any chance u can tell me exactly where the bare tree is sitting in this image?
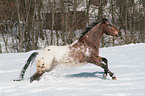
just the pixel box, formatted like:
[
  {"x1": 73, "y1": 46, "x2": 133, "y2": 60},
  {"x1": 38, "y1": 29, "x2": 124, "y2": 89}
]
[
  {"x1": 142, "y1": 0, "x2": 145, "y2": 42},
  {"x1": 0, "y1": 43, "x2": 2, "y2": 53},
  {"x1": 0, "y1": 0, "x2": 144, "y2": 53},
  {"x1": 16, "y1": 0, "x2": 23, "y2": 52}
]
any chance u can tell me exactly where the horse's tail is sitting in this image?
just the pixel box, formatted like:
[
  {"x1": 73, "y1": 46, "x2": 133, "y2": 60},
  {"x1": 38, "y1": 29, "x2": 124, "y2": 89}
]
[{"x1": 13, "y1": 52, "x2": 38, "y2": 81}]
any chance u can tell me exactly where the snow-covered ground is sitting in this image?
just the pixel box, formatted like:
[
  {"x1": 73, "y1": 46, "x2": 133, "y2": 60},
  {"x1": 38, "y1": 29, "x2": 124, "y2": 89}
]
[{"x1": 0, "y1": 43, "x2": 145, "y2": 96}]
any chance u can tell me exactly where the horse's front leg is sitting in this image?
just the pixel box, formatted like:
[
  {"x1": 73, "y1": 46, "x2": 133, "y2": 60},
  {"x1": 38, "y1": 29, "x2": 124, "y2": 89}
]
[
  {"x1": 97, "y1": 56, "x2": 108, "y2": 78},
  {"x1": 97, "y1": 56, "x2": 117, "y2": 80},
  {"x1": 99, "y1": 56, "x2": 117, "y2": 80},
  {"x1": 85, "y1": 56, "x2": 117, "y2": 80}
]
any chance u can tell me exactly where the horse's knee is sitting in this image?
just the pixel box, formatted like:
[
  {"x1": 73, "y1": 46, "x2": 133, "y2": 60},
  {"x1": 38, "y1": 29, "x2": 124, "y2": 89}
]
[
  {"x1": 97, "y1": 56, "x2": 108, "y2": 65},
  {"x1": 102, "y1": 57, "x2": 108, "y2": 65},
  {"x1": 97, "y1": 56, "x2": 109, "y2": 77}
]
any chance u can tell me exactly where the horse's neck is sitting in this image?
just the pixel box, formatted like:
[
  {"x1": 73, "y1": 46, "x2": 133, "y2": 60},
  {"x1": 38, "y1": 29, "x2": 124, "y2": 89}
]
[{"x1": 78, "y1": 25, "x2": 104, "y2": 56}]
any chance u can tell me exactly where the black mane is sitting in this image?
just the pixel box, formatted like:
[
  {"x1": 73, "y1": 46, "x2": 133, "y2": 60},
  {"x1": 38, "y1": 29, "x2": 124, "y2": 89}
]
[{"x1": 79, "y1": 18, "x2": 108, "y2": 39}]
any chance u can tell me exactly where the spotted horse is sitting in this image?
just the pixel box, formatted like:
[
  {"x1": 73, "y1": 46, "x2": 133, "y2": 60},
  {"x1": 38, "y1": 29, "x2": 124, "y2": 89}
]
[{"x1": 14, "y1": 18, "x2": 122, "y2": 83}]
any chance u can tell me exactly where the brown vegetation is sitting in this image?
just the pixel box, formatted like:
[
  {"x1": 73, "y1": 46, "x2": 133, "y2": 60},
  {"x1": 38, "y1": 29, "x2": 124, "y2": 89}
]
[{"x1": 0, "y1": 0, "x2": 144, "y2": 53}]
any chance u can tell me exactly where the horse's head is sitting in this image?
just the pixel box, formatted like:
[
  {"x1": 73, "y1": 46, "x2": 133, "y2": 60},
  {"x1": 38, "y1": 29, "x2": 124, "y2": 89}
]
[{"x1": 102, "y1": 18, "x2": 122, "y2": 37}]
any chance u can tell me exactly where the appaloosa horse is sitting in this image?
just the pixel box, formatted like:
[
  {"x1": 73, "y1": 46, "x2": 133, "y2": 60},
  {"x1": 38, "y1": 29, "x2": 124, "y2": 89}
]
[{"x1": 14, "y1": 18, "x2": 122, "y2": 83}]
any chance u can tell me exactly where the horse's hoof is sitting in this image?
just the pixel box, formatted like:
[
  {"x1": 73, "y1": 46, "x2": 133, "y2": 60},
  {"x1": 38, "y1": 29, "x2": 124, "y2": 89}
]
[
  {"x1": 103, "y1": 73, "x2": 107, "y2": 78},
  {"x1": 112, "y1": 77, "x2": 117, "y2": 80},
  {"x1": 13, "y1": 78, "x2": 23, "y2": 81},
  {"x1": 30, "y1": 77, "x2": 34, "y2": 83},
  {"x1": 13, "y1": 79, "x2": 21, "y2": 81}
]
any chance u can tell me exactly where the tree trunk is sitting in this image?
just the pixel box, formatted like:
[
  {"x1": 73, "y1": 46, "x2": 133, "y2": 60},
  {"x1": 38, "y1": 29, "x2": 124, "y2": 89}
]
[
  {"x1": 67, "y1": 0, "x2": 77, "y2": 44},
  {"x1": 17, "y1": 0, "x2": 23, "y2": 52},
  {"x1": 142, "y1": 0, "x2": 145, "y2": 42},
  {"x1": 111, "y1": 0, "x2": 115, "y2": 46},
  {"x1": 0, "y1": 43, "x2": 2, "y2": 53},
  {"x1": 59, "y1": 1, "x2": 66, "y2": 45},
  {"x1": 1, "y1": 28, "x2": 9, "y2": 53},
  {"x1": 98, "y1": 0, "x2": 104, "y2": 47},
  {"x1": 86, "y1": 0, "x2": 90, "y2": 24},
  {"x1": 131, "y1": 6, "x2": 135, "y2": 43},
  {"x1": 124, "y1": 0, "x2": 129, "y2": 44}
]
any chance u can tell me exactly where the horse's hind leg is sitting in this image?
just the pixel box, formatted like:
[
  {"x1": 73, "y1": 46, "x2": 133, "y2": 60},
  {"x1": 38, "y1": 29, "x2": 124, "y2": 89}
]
[
  {"x1": 30, "y1": 65, "x2": 57, "y2": 83},
  {"x1": 30, "y1": 58, "x2": 57, "y2": 83},
  {"x1": 30, "y1": 67, "x2": 55, "y2": 83},
  {"x1": 30, "y1": 70, "x2": 45, "y2": 83}
]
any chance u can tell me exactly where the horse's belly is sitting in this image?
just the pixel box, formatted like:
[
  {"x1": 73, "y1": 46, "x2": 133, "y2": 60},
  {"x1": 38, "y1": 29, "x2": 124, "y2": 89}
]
[{"x1": 62, "y1": 61, "x2": 86, "y2": 66}]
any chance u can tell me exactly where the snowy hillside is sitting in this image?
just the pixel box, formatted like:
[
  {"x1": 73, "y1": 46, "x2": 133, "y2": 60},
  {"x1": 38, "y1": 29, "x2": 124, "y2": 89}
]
[{"x1": 0, "y1": 43, "x2": 145, "y2": 96}]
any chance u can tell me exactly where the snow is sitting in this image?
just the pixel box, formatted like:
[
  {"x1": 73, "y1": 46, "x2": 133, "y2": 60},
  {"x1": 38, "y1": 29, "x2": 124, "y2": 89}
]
[{"x1": 0, "y1": 43, "x2": 145, "y2": 96}]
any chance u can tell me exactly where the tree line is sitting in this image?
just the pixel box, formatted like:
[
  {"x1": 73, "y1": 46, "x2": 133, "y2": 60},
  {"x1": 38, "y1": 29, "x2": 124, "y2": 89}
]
[{"x1": 0, "y1": 0, "x2": 145, "y2": 53}]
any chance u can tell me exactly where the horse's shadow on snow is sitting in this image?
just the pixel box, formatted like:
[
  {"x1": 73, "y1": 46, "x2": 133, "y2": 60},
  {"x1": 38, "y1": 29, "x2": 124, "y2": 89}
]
[{"x1": 65, "y1": 71, "x2": 109, "y2": 80}]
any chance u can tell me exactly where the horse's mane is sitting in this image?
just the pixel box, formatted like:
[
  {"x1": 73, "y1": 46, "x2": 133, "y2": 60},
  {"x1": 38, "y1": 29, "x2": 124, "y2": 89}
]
[{"x1": 79, "y1": 18, "x2": 108, "y2": 39}]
